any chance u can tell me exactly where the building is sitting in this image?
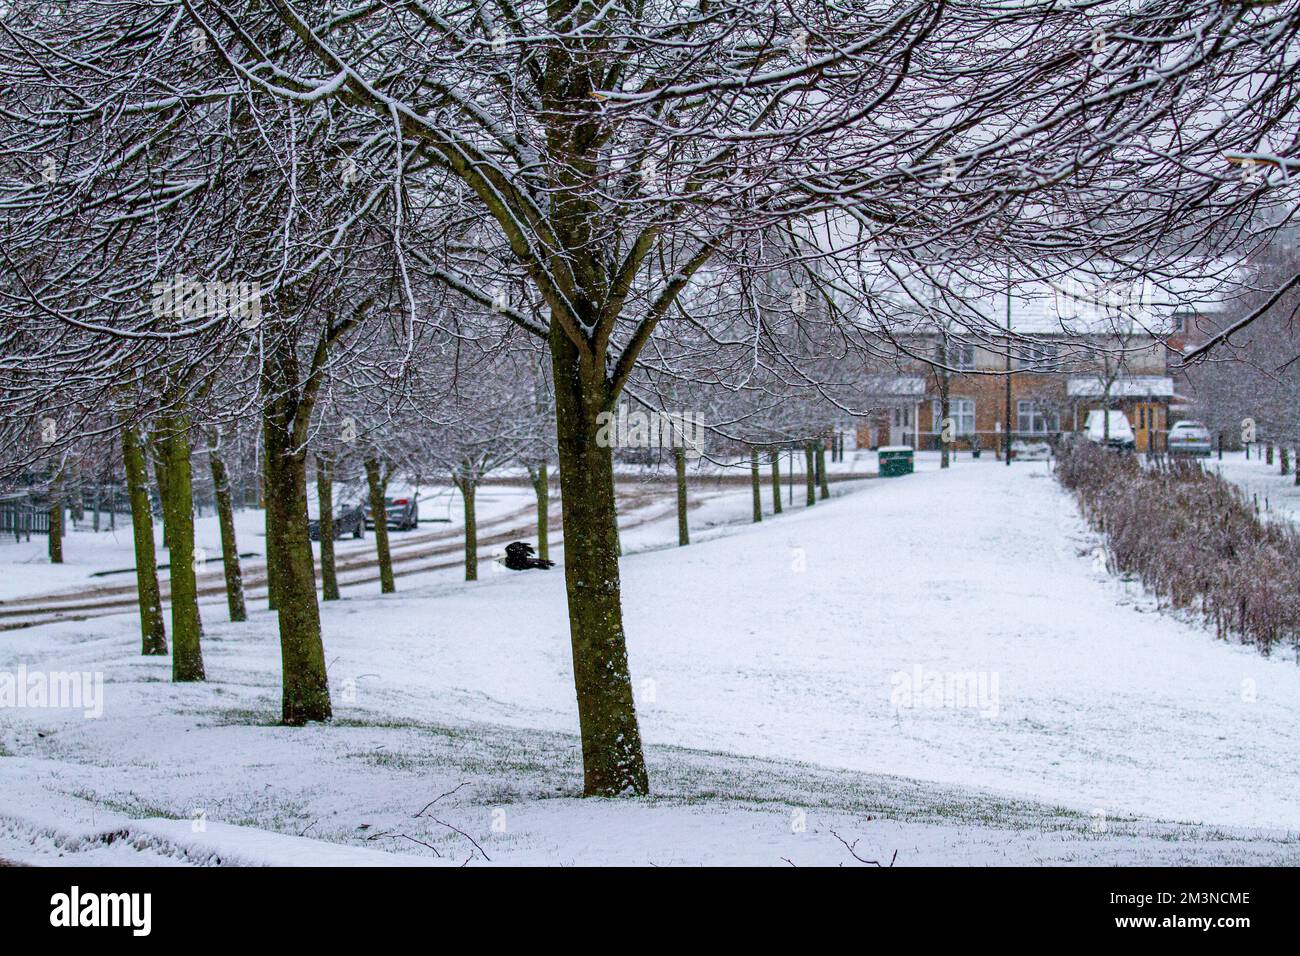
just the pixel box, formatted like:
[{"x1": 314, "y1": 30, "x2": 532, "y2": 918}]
[{"x1": 852, "y1": 278, "x2": 1219, "y2": 454}]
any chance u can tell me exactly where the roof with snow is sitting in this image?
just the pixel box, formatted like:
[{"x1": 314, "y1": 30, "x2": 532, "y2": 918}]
[
  {"x1": 859, "y1": 375, "x2": 926, "y2": 397},
  {"x1": 1066, "y1": 376, "x2": 1175, "y2": 398},
  {"x1": 859, "y1": 265, "x2": 1230, "y2": 339},
  {"x1": 960, "y1": 276, "x2": 1223, "y2": 337}
]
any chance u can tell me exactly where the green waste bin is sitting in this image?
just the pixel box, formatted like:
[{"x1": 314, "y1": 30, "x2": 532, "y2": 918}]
[{"x1": 878, "y1": 446, "x2": 914, "y2": 477}]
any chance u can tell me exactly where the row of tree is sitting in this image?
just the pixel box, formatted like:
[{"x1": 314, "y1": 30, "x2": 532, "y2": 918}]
[{"x1": 3, "y1": 1, "x2": 1299, "y2": 795}]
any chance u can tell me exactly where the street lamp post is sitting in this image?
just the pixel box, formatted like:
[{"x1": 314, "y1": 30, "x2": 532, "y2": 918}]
[{"x1": 1005, "y1": 263, "x2": 1013, "y2": 467}]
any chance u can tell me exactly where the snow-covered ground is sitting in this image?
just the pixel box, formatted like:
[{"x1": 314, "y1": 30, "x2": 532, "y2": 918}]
[
  {"x1": 1, "y1": 454, "x2": 1297, "y2": 865},
  {"x1": 1207, "y1": 449, "x2": 1300, "y2": 528}
]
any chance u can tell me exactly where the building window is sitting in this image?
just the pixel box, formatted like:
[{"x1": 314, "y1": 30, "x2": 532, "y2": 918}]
[
  {"x1": 933, "y1": 398, "x2": 976, "y2": 435},
  {"x1": 936, "y1": 342, "x2": 976, "y2": 371},
  {"x1": 1017, "y1": 341, "x2": 1060, "y2": 369},
  {"x1": 1017, "y1": 400, "x2": 1059, "y2": 434}
]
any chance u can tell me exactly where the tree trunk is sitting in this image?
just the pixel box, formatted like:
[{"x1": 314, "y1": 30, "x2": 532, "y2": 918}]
[
  {"x1": 158, "y1": 411, "x2": 205, "y2": 682},
  {"x1": 674, "y1": 446, "x2": 689, "y2": 546},
  {"x1": 122, "y1": 425, "x2": 168, "y2": 655},
  {"x1": 262, "y1": 494, "x2": 275, "y2": 613},
  {"x1": 316, "y1": 454, "x2": 340, "y2": 601},
  {"x1": 264, "y1": 414, "x2": 331, "y2": 723},
  {"x1": 47, "y1": 474, "x2": 63, "y2": 564},
  {"x1": 264, "y1": 501, "x2": 279, "y2": 609},
  {"x1": 262, "y1": 424, "x2": 279, "y2": 611},
  {"x1": 460, "y1": 477, "x2": 478, "y2": 581},
  {"x1": 804, "y1": 442, "x2": 816, "y2": 506},
  {"x1": 151, "y1": 439, "x2": 170, "y2": 551},
  {"x1": 257, "y1": 438, "x2": 266, "y2": 509},
  {"x1": 817, "y1": 440, "x2": 830, "y2": 500},
  {"x1": 68, "y1": 474, "x2": 84, "y2": 525},
  {"x1": 940, "y1": 384, "x2": 951, "y2": 469},
  {"x1": 770, "y1": 450, "x2": 783, "y2": 515},
  {"x1": 750, "y1": 447, "x2": 762, "y2": 523},
  {"x1": 209, "y1": 441, "x2": 247, "y2": 622},
  {"x1": 789, "y1": 449, "x2": 797, "y2": 505},
  {"x1": 550, "y1": 331, "x2": 648, "y2": 796},
  {"x1": 532, "y1": 461, "x2": 550, "y2": 561},
  {"x1": 364, "y1": 457, "x2": 395, "y2": 593}
]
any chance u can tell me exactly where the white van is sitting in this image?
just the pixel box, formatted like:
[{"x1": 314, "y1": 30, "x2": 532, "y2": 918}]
[{"x1": 1084, "y1": 410, "x2": 1136, "y2": 450}]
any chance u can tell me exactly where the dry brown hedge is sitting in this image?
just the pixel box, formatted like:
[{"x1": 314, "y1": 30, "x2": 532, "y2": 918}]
[{"x1": 1055, "y1": 440, "x2": 1300, "y2": 656}]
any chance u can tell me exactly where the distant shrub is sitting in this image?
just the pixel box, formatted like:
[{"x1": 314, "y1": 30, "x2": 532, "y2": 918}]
[{"x1": 1056, "y1": 440, "x2": 1300, "y2": 656}]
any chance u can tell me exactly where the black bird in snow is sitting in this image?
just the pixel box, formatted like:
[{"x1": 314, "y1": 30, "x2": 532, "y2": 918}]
[{"x1": 503, "y1": 541, "x2": 554, "y2": 571}]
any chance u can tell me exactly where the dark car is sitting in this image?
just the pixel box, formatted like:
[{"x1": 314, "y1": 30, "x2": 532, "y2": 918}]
[
  {"x1": 365, "y1": 496, "x2": 419, "y2": 532},
  {"x1": 309, "y1": 504, "x2": 366, "y2": 541}
]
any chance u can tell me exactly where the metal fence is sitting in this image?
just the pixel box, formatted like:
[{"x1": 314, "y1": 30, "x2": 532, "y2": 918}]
[
  {"x1": 913, "y1": 431, "x2": 1065, "y2": 453},
  {"x1": 0, "y1": 496, "x2": 49, "y2": 540}
]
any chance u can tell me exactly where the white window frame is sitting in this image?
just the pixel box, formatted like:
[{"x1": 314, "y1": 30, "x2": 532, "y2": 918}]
[
  {"x1": 936, "y1": 342, "x2": 976, "y2": 371},
  {"x1": 1017, "y1": 341, "x2": 1060, "y2": 370},
  {"x1": 933, "y1": 398, "x2": 975, "y2": 435},
  {"x1": 1017, "y1": 400, "x2": 1059, "y2": 435}
]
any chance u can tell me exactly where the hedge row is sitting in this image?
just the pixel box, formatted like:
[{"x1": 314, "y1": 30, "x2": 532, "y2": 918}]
[{"x1": 1055, "y1": 440, "x2": 1300, "y2": 656}]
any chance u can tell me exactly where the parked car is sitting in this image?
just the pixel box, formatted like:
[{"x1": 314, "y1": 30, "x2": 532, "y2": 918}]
[
  {"x1": 1084, "y1": 410, "x2": 1136, "y2": 450},
  {"x1": 1167, "y1": 419, "x2": 1213, "y2": 457},
  {"x1": 1011, "y1": 439, "x2": 1052, "y2": 461},
  {"x1": 366, "y1": 496, "x2": 419, "y2": 531},
  {"x1": 309, "y1": 503, "x2": 366, "y2": 541}
]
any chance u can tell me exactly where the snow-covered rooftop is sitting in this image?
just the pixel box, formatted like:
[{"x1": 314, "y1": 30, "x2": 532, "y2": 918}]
[
  {"x1": 960, "y1": 276, "x2": 1222, "y2": 337},
  {"x1": 860, "y1": 266, "x2": 1230, "y2": 339},
  {"x1": 1066, "y1": 375, "x2": 1175, "y2": 398},
  {"x1": 859, "y1": 375, "x2": 926, "y2": 397}
]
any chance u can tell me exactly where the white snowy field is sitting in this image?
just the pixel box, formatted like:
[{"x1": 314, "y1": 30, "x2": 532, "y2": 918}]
[
  {"x1": 1, "y1": 454, "x2": 1298, "y2": 866},
  {"x1": 1207, "y1": 449, "x2": 1300, "y2": 528}
]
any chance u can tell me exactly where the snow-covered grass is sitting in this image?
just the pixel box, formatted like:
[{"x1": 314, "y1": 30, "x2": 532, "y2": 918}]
[
  {"x1": 2, "y1": 455, "x2": 1298, "y2": 865},
  {"x1": 1207, "y1": 449, "x2": 1300, "y2": 527}
]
